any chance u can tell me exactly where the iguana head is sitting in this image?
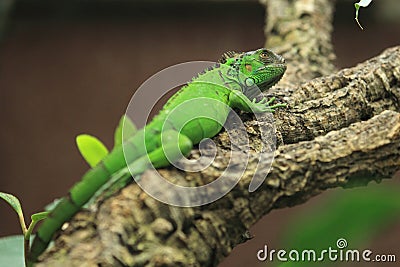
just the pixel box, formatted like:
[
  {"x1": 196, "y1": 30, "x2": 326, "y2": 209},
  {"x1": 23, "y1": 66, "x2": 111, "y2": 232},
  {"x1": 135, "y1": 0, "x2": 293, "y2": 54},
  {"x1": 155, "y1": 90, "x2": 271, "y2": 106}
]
[{"x1": 220, "y1": 48, "x2": 286, "y2": 98}]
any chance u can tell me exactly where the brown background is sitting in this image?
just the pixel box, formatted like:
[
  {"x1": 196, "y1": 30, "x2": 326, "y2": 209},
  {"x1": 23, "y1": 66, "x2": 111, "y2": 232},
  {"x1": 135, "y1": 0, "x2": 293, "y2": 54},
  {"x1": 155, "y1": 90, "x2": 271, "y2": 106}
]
[{"x1": 0, "y1": 1, "x2": 399, "y2": 266}]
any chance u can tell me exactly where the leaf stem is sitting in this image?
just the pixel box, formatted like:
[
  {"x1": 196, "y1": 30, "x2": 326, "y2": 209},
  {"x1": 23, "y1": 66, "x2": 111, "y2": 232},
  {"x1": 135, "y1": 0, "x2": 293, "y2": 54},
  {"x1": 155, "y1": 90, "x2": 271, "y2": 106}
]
[
  {"x1": 24, "y1": 238, "x2": 30, "y2": 267},
  {"x1": 18, "y1": 213, "x2": 28, "y2": 235},
  {"x1": 355, "y1": 18, "x2": 364, "y2": 30}
]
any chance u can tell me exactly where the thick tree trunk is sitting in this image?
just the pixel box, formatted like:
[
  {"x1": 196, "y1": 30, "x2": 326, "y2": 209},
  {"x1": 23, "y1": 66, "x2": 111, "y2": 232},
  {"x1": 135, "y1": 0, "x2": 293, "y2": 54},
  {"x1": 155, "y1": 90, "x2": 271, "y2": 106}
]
[{"x1": 37, "y1": 0, "x2": 400, "y2": 266}]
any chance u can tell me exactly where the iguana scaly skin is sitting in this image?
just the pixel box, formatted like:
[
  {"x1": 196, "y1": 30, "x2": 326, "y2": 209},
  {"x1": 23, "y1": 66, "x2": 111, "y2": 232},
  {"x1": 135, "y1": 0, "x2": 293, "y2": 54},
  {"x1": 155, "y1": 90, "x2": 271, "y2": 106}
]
[{"x1": 28, "y1": 48, "x2": 286, "y2": 265}]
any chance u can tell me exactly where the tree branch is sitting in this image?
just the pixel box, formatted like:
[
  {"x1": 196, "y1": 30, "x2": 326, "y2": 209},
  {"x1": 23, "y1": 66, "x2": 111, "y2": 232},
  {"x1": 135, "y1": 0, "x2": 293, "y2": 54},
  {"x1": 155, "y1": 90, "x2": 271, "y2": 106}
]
[
  {"x1": 37, "y1": 0, "x2": 400, "y2": 266},
  {"x1": 261, "y1": 0, "x2": 337, "y2": 83}
]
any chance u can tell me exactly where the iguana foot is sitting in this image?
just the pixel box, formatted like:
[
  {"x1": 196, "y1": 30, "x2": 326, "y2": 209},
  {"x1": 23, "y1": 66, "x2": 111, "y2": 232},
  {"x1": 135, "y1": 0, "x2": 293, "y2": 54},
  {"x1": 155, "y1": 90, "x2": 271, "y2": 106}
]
[{"x1": 250, "y1": 97, "x2": 287, "y2": 113}]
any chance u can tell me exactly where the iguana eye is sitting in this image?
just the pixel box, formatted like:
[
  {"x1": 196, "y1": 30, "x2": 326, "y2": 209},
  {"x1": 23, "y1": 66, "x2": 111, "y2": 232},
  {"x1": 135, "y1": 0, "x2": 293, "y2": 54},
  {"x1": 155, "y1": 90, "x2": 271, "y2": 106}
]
[{"x1": 260, "y1": 51, "x2": 269, "y2": 60}]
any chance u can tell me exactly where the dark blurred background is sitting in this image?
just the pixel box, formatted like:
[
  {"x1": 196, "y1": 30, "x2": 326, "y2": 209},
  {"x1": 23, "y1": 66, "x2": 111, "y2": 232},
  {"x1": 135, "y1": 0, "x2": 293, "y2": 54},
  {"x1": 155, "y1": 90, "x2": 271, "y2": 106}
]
[{"x1": 0, "y1": 0, "x2": 399, "y2": 266}]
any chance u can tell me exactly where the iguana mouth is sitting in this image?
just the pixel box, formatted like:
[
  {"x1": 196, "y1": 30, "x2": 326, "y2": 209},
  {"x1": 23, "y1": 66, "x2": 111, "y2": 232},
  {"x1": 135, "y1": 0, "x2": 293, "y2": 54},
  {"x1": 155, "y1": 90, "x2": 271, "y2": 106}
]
[{"x1": 256, "y1": 63, "x2": 286, "y2": 72}]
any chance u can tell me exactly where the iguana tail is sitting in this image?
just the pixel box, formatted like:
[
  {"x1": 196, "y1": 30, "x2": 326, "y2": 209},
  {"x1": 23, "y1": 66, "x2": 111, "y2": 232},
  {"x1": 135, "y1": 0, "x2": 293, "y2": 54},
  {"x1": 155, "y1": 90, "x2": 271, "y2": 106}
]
[{"x1": 28, "y1": 145, "x2": 127, "y2": 265}]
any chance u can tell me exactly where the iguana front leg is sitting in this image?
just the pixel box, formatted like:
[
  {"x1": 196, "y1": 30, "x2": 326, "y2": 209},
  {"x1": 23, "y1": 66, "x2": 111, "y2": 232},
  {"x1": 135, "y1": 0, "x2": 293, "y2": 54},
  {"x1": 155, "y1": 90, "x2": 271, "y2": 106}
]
[{"x1": 228, "y1": 90, "x2": 286, "y2": 113}]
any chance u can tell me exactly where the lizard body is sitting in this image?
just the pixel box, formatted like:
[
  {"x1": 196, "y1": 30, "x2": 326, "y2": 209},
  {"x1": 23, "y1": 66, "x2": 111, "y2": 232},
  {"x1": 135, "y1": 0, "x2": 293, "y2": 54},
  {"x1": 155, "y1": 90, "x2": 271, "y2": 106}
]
[{"x1": 28, "y1": 48, "x2": 286, "y2": 265}]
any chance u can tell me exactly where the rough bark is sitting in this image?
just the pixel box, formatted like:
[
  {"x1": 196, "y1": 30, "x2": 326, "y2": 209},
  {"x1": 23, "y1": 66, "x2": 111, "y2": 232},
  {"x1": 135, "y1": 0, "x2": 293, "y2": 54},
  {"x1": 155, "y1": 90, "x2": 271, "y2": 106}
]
[{"x1": 37, "y1": 0, "x2": 400, "y2": 266}]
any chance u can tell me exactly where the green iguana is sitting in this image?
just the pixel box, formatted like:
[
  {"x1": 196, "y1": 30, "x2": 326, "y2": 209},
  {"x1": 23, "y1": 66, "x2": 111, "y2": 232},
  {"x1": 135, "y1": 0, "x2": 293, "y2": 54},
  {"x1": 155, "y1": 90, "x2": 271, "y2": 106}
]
[{"x1": 28, "y1": 48, "x2": 286, "y2": 265}]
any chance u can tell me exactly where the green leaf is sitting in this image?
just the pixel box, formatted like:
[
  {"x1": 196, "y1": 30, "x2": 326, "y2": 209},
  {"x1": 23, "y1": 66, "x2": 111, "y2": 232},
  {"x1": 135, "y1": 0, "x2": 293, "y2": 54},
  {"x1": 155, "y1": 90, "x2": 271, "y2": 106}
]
[
  {"x1": 355, "y1": 0, "x2": 373, "y2": 30},
  {"x1": 0, "y1": 235, "x2": 25, "y2": 267},
  {"x1": 0, "y1": 192, "x2": 23, "y2": 219},
  {"x1": 0, "y1": 192, "x2": 28, "y2": 235},
  {"x1": 76, "y1": 134, "x2": 109, "y2": 167},
  {"x1": 114, "y1": 115, "x2": 137, "y2": 147},
  {"x1": 26, "y1": 212, "x2": 50, "y2": 239},
  {"x1": 276, "y1": 184, "x2": 400, "y2": 267},
  {"x1": 31, "y1": 211, "x2": 49, "y2": 222}
]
